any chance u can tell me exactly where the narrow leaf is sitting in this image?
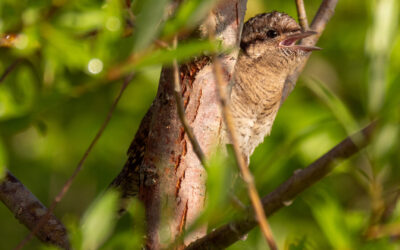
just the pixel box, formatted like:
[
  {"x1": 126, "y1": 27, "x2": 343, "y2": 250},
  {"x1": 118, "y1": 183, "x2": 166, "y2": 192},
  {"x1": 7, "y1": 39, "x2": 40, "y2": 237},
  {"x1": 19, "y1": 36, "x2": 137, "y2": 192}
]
[
  {"x1": 81, "y1": 190, "x2": 118, "y2": 250},
  {"x1": 133, "y1": 0, "x2": 170, "y2": 51}
]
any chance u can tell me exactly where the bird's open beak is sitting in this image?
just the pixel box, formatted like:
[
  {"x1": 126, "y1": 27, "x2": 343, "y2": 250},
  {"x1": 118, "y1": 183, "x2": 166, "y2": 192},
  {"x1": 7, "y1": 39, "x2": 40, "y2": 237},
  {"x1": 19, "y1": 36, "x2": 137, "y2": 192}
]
[{"x1": 279, "y1": 31, "x2": 321, "y2": 51}]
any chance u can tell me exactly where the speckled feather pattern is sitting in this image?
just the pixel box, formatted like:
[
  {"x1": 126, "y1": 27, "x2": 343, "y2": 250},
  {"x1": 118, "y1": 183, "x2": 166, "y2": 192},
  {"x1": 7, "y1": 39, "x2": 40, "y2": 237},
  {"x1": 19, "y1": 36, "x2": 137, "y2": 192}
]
[{"x1": 230, "y1": 11, "x2": 306, "y2": 160}]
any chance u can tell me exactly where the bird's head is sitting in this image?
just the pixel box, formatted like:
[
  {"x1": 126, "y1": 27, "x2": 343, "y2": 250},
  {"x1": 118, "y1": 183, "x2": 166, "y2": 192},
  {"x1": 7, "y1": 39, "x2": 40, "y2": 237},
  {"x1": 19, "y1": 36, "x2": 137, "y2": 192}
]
[{"x1": 240, "y1": 11, "x2": 320, "y2": 59}]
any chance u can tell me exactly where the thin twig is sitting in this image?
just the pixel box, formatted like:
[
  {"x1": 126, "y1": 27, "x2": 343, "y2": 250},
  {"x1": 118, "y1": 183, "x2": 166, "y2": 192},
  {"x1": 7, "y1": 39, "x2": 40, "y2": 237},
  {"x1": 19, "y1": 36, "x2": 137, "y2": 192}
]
[
  {"x1": 213, "y1": 58, "x2": 277, "y2": 250},
  {"x1": 172, "y1": 36, "x2": 207, "y2": 166},
  {"x1": 0, "y1": 59, "x2": 22, "y2": 84},
  {"x1": 15, "y1": 73, "x2": 135, "y2": 250},
  {"x1": 186, "y1": 121, "x2": 377, "y2": 249},
  {"x1": 0, "y1": 170, "x2": 69, "y2": 249},
  {"x1": 295, "y1": 0, "x2": 309, "y2": 30},
  {"x1": 155, "y1": 39, "x2": 169, "y2": 49},
  {"x1": 282, "y1": 0, "x2": 338, "y2": 103}
]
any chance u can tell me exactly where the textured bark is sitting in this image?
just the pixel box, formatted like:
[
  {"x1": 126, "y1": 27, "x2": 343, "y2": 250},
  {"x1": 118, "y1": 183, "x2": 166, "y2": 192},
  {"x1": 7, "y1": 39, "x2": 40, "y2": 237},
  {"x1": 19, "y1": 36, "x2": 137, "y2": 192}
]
[
  {"x1": 0, "y1": 170, "x2": 69, "y2": 249},
  {"x1": 139, "y1": 1, "x2": 247, "y2": 248}
]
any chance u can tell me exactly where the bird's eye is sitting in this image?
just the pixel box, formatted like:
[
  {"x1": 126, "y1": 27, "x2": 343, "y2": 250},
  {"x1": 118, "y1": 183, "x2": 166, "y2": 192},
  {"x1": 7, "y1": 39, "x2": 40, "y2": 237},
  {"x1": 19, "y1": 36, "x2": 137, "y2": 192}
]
[{"x1": 266, "y1": 30, "x2": 278, "y2": 38}]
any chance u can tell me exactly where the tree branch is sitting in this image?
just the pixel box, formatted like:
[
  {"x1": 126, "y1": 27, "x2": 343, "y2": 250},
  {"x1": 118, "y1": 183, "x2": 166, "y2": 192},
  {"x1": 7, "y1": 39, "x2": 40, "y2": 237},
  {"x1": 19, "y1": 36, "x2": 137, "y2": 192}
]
[
  {"x1": 136, "y1": 1, "x2": 248, "y2": 247},
  {"x1": 295, "y1": 0, "x2": 309, "y2": 30},
  {"x1": 0, "y1": 170, "x2": 69, "y2": 249},
  {"x1": 172, "y1": 37, "x2": 206, "y2": 166},
  {"x1": 186, "y1": 121, "x2": 377, "y2": 250},
  {"x1": 282, "y1": 0, "x2": 338, "y2": 102}
]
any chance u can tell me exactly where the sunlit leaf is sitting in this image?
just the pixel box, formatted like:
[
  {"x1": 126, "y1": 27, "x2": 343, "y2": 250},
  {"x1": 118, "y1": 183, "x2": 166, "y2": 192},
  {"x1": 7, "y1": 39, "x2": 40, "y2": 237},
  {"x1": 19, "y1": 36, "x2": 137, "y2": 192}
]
[
  {"x1": 306, "y1": 78, "x2": 359, "y2": 134},
  {"x1": 297, "y1": 130, "x2": 337, "y2": 164},
  {"x1": 57, "y1": 10, "x2": 104, "y2": 31},
  {"x1": 162, "y1": 0, "x2": 215, "y2": 37},
  {"x1": 102, "y1": 0, "x2": 123, "y2": 36},
  {"x1": 115, "y1": 39, "x2": 219, "y2": 76},
  {"x1": 64, "y1": 214, "x2": 83, "y2": 250},
  {"x1": 41, "y1": 23, "x2": 91, "y2": 69},
  {"x1": 103, "y1": 198, "x2": 145, "y2": 249},
  {"x1": 372, "y1": 123, "x2": 399, "y2": 158},
  {"x1": 205, "y1": 148, "x2": 234, "y2": 217},
  {"x1": 135, "y1": 40, "x2": 218, "y2": 68},
  {"x1": 81, "y1": 190, "x2": 118, "y2": 250},
  {"x1": 306, "y1": 190, "x2": 353, "y2": 249},
  {"x1": 365, "y1": 0, "x2": 398, "y2": 114},
  {"x1": 132, "y1": 0, "x2": 170, "y2": 52}
]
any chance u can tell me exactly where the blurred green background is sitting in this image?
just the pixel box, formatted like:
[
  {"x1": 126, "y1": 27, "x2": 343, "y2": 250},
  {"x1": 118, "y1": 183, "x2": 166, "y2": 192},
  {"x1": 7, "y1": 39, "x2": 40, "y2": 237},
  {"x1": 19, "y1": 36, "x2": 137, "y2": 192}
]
[{"x1": 0, "y1": 0, "x2": 399, "y2": 249}]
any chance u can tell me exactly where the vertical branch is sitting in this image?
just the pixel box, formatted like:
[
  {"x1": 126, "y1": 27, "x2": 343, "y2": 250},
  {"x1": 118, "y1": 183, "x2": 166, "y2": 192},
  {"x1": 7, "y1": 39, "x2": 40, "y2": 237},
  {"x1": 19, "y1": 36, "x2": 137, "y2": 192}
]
[
  {"x1": 282, "y1": 0, "x2": 338, "y2": 102},
  {"x1": 213, "y1": 58, "x2": 277, "y2": 250},
  {"x1": 139, "y1": 1, "x2": 248, "y2": 248},
  {"x1": 295, "y1": 0, "x2": 309, "y2": 30},
  {"x1": 15, "y1": 73, "x2": 135, "y2": 249},
  {"x1": 172, "y1": 37, "x2": 206, "y2": 166}
]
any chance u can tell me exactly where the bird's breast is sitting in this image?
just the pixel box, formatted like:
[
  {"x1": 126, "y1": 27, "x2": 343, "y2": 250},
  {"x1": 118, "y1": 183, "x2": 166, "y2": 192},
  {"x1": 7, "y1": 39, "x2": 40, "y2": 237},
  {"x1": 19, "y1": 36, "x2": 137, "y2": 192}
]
[{"x1": 228, "y1": 53, "x2": 289, "y2": 158}]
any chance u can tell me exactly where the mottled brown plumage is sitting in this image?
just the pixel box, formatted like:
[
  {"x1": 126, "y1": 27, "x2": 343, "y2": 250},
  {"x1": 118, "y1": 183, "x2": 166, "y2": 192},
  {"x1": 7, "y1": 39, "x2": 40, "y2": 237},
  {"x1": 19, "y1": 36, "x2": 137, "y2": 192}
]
[{"x1": 230, "y1": 11, "x2": 319, "y2": 160}]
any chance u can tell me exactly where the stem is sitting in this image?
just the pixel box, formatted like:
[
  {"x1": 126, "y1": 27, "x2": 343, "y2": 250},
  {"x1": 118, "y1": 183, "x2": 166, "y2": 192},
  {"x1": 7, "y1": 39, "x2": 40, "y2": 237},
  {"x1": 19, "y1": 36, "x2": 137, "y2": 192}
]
[
  {"x1": 295, "y1": 0, "x2": 309, "y2": 30},
  {"x1": 172, "y1": 37, "x2": 207, "y2": 166}
]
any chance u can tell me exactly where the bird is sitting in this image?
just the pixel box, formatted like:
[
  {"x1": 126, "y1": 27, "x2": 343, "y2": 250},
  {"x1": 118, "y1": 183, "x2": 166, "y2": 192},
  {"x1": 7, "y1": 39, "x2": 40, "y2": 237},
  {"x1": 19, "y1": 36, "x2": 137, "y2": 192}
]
[
  {"x1": 228, "y1": 11, "x2": 320, "y2": 161},
  {"x1": 109, "y1": 11, "x2": 320, "y2": 213}
]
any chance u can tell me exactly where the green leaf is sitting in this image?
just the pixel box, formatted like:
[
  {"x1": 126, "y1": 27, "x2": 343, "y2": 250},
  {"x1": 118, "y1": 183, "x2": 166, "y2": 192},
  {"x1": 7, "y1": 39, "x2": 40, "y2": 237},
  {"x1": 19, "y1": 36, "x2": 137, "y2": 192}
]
[
  {"x1": 42, "y1": 23, "x2": 91, "y2": 69},
  {"x1": 0, "y1": 139, "x2": 6, "y2": 180},
  {"x1": 162, "y1": 0, "x2": 215, "y2": 37},
  {"x1": 286, "y1": 236, "x2": 309, "y2": 250},
  {"x1": 365, "y1": 0, "x2": 398, "y2": 114},
  {"x1": 103, "y1": 199, "x2": 146, "y2": 249},
  {"x1": 64, "y1": 215, "x2": 83, "y2": 250},
  {"x1": 57, "y1": 10, "x2": 104, "y2": 31},
  {"x1": 306, "y1": 78, "x2": 359, "y2": 134},
  {"x1": 132, "y1": 0, "x2": 170, "y2": 52},
  {"x1": 203, "y1": 148, "x2": 235, "y2": 223},
  {"x1": 0, "y1": 114, "x2": 32, "y2": 135},
  {"x1": 306, "y1": 190, "x2": 353, "y2": 249},
  {"x1": 81, "y1": 190, "x2": 118, "y2": 250},
  {"x1": 119, "y1": 39, "x2": 218, "y2": 75},
  {"x1": 102, "y1": 0, "x2": 123, "y2": 36},
  {"x1": 39, "y1": 245, "x2": 60, "y2": 250}
]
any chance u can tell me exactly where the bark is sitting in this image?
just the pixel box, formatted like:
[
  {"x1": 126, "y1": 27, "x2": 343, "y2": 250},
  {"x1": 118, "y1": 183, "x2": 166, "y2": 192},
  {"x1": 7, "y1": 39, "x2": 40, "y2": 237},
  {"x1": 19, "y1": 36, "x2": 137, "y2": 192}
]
[
  {"x1": 0, "y1": 170, "x2": 69, "y2": 249},
  {"x1": 139, "y1": 1, "x2": 247, "y2": 248}
]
